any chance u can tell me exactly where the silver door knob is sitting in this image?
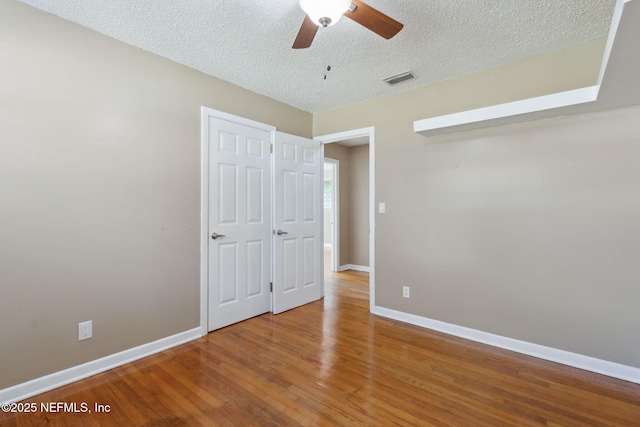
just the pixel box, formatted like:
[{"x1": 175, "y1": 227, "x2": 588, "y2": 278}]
[
  {"x1": 276, "y1": 229, "x2": 288, "y2": 235},
  {"x1": 211, "y1": 232, "x2": 226, "y2": 240}
]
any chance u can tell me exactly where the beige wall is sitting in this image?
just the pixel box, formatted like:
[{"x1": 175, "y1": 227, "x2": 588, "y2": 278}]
[
  {"x1": 324, "y1": 143, "x2": 369, "y2": 268},
  {"x1": 348, "y1": 145, "x2": 369, "y2": 267},
  {"x1": 314, "y1": 38, "x2": 640, "y2": 368},
  {"x1": 324, "y1": 144, "x2": 351, "y2": 265},
  {"x1": 3, "y1": 0, "x2": 638, "y2": 393},
  {"x1": 0, "y1": 0, "x2": 311, "y2": 389}
]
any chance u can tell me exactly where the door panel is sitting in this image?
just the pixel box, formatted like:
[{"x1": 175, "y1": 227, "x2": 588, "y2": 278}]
[
  {"x1": 283, "y1": 238, "x2": 297, "y2": 292},
  {"x1": 273, "y1": 132, "x2": 323, "y2": 313},
  {"x1": 303, "y1": 236, "x2": 315, "y2": 285},
  {"x1": 218, "y1": 163, "x2": 237, "y2": 224},
  {"x1": 283, "y1": 170, "x2": 297, "y2": 221},
  {"x1": 247, "y1": 168, "x2": 263, "y2": 223},
  {"x1": 246, "y1": 240, "x2": 263, "y2": 297},
  {"x1": 303, "y1": 172, "x2": 315, "y2": 220},
  {"x1": 219, "y1": 243, "x2": 238, "y2": 304},
  {"x1": 207, "y1": 117, "x2": 271, "y2": 331}
]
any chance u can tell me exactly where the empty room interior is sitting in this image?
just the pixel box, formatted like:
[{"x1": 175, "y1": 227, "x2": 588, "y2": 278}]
[{"x1": 1, "y1": 0, "x2": 640, "y2": 425}]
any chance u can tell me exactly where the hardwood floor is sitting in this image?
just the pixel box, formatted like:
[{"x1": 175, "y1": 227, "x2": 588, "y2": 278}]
[{"x1": 2, "y1": 265, "x2": 640, "y2": 426}]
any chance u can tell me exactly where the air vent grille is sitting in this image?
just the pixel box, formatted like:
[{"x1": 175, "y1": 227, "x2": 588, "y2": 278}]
[{"x1": 383, "y1": 71, "x2": 415, "y2": 85}]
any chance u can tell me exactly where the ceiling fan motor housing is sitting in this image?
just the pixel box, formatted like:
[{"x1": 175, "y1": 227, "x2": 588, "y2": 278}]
[
  {"x1": 299, "y1": 0, "x2": 351, "y2": 27},
  {"x1": 292, "y1": 0, "x2": 403, "y2": 49}
]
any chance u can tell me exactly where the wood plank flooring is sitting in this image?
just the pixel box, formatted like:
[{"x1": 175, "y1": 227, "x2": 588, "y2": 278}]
[{"x1": 2, "y1": 265, "x2": 640, "y2": 426}]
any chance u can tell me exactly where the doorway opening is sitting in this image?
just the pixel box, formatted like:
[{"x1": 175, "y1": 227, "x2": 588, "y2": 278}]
[{"x1": 316, "y1": 127, "x2": 375, "y2": 312}]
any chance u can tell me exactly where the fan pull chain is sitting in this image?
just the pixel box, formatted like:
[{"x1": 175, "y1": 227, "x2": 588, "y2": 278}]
[{"x1": 324, "y1": 65, "x2": 331, "y2": 80}]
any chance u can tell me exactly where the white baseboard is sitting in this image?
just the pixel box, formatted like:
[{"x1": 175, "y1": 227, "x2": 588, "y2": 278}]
[
  {"x1": 372, "y1": 305, "x2": 640, "y2": 385},
  {"x1": 338, "y1": 264, "x2": 370, "y2": 272},
  {"x1": 0, "y1": 327, "x2": 202, "y2": 404}
]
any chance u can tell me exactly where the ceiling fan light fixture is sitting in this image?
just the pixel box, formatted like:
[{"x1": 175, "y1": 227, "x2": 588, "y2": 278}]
[{"x1": 299, "y1": 0, "x2": 351, "y2": 27}]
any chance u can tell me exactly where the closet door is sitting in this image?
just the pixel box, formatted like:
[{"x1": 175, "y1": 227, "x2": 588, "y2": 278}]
[
  {"x1": 272, "y1": 132, "x2": 323, "y2": 314},
  {"x1": 206, "y1": 115, "x2": 272, "y2": 331}
]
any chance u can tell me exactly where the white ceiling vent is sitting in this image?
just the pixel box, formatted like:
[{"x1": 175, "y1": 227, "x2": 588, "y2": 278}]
[{"x1": 383, "y1": 71, "x2": 415, "y2": 85}]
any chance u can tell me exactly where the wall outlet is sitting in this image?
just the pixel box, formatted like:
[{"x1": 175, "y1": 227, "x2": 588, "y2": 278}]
[
  {"x1": 402, "y1": 286, "x2": 410, "y2": 299},
  {"x1": 78, "y1": 320, "x2": 93, "y2": 341}
]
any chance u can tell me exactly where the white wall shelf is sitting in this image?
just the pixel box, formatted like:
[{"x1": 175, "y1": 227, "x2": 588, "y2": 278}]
[{"x1": 414, "y1": 0, "x2": 639, "y2": 138}]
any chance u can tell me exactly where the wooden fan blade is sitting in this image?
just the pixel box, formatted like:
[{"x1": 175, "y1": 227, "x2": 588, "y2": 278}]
[
  {"x1": 345, "y1": 0, "x2": 403, "y2": 39},
  {"x1": 293, "y1": 15, "x2": 319, "y2": 49}
]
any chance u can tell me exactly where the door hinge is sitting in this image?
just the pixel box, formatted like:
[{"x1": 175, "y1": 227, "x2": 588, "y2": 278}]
[
  {"x1": 270, "y1": 282, "x2": 273, "y2": 292},
  {"x1": 270, "y1": 144, "x2": 273, "y2": 154}
]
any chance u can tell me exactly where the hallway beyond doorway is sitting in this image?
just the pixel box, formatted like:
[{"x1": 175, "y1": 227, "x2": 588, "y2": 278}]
[{"x1": 324, "y1": 247, "x2": 369, "y2": 303}]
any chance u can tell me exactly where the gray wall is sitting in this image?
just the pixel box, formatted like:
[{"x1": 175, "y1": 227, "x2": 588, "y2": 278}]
[
  {"x1": 315, "y1": 38, "x2": 640, "y2": 368},
  {"x1": 324, "y1": 143, "x2": 369, "y2": 268},
  {"x1": 0, "y1": 0, "x2": 311, "y2": 389},
  {"x1": 348, "y1": 145, "x2": 370, "y2": 267}
]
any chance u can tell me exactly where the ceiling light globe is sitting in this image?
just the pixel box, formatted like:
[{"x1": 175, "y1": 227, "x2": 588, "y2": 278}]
[{"x1": 299, "y1": 0, "x2": 351, "y2": 27}]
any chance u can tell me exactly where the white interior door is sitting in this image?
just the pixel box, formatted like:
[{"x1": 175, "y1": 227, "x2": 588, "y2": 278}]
[
  {"x1": 207, "y1": 116, "x2": 272, "y2": 331},
  {"x1": 273, "y1": 132, "x2": 323, "y2": 314}
]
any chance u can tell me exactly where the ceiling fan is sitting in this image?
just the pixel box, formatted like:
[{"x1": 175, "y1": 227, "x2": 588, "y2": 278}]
[{"x1": 293, "y1": 0, "x2": 403, "y2": 49}]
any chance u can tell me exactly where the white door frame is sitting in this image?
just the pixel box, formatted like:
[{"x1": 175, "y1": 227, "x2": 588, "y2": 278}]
[
  {"x1": 324, "y1": 158, "x2": 339, "y2": 272},
  {"x1": 314, "y1": 127, "x2": 375, "y2": 312},
  {"x1": 199, "y1": 107, "x2": 275, "y2": 336}
]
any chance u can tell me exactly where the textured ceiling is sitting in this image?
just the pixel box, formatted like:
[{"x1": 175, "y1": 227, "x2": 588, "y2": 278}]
[{"x1": 18, "y1": 0, "x2": 616, "y2": 113}]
